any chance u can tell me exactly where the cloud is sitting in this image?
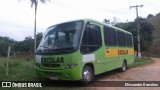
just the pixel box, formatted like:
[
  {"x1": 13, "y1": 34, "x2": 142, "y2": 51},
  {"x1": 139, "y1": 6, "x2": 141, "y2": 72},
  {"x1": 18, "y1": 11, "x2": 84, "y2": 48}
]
[{"x1": 0, "y1": 0, "x2": 160, "y2": 41}]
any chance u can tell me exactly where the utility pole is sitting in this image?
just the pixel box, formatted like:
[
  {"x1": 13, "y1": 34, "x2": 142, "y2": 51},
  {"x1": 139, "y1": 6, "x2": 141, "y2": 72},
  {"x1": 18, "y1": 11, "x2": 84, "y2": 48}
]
[
  {"x1": 130, "y1": 5, "x2": 143, "y2": 58},
  {"x1": 6, "y1": 46, "x2": 10, "y2": 76}
]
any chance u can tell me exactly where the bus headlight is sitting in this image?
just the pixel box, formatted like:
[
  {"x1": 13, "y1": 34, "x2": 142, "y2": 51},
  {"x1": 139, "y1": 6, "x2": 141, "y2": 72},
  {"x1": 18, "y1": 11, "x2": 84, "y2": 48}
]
[
  {"x1": 63, "y1": 64, "x2": 78, "y2": 69},
  {"x1": 70, "y1": 64, "x2": 78, "y2": 68}
]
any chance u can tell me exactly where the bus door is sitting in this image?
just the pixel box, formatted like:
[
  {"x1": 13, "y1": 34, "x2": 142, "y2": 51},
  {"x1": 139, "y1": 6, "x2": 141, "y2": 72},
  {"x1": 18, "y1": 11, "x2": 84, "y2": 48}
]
[{"x1": 80, "y1": 21, "x2": 104, "y2": 74}]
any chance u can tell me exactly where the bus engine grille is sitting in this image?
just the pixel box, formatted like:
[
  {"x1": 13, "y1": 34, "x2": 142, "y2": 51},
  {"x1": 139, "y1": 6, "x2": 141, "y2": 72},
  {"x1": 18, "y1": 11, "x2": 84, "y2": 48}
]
[{"x1": 42, "y1": 64, "x2": 60, "y2": 68}]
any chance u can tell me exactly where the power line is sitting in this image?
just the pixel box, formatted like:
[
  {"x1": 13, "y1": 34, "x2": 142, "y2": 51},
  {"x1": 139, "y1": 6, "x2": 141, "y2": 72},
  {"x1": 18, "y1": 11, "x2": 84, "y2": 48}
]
[{"x1": 130, "y1": 5, "x2": 143, "y2": 58}]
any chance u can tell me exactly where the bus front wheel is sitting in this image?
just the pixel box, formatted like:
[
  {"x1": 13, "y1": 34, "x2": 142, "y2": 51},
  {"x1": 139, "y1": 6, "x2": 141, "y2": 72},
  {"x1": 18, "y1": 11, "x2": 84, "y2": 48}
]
[{"x1": 81, "y1": 65, "x2": 93, "y2": 85}]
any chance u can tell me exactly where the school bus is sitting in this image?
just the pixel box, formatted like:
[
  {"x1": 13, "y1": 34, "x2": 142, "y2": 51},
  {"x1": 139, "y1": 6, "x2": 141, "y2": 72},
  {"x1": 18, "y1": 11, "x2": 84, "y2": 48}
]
[{"x1": 34, "y1": 19, "x2": 134, "y2": 84}]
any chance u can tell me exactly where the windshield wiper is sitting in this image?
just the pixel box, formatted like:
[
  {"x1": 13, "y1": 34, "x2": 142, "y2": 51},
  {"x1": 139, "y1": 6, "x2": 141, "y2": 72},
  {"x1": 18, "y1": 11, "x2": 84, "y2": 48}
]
[{"x1": 39, "y1": 46, "x2": 50, "y2": 49}]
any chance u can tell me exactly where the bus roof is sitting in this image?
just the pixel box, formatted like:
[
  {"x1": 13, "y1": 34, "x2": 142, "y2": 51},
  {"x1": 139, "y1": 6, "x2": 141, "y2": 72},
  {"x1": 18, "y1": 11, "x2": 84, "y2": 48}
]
[{"x1": 82, "y1": 19, "x2": 132, "y2": 35}]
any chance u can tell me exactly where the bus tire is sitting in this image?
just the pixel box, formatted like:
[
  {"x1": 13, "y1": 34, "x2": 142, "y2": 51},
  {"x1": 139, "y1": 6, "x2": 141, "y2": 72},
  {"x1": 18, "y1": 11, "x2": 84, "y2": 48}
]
[
  {"x1": 121, "y1": 61, "x2": 127, "y2": 72},
  {"x1": 81, "y1": 65, "x2": 93, "y2": 85}
]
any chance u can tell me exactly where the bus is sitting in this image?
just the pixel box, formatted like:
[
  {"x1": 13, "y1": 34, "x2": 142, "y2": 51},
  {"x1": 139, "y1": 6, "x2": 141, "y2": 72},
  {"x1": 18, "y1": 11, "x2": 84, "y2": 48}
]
[{"x1": 34, "y1": 19, "x2": 134, "y2": 84}]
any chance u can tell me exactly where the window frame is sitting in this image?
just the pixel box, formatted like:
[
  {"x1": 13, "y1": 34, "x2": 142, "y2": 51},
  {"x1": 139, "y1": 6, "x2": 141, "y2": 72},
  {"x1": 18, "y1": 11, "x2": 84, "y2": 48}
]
[
  {"x1": 103, "y1": 26, "x2": 117, "y2": 47},
  {"x1": 126, "y1": 33, "x2": 133, "y2": 47},
  {"x1": 80, "y1": 22, "x2": 102, "y2": 54},
  {"x1": 117, "y1": 30, "x2": 126, "y2": 47}
]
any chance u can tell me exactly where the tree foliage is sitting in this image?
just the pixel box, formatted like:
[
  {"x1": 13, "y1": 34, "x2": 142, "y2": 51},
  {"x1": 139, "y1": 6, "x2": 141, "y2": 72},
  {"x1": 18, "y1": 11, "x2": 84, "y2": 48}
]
[
  {"x1": 147, "y1": 14, "x2": 154, "y2": 19},
  {"x1": 14, "y1": 33, "x2": 43, "y2": 53},
  {"x1": 0, "y1": 37, "x2": 17, "y2": 56},
  {"x1": 14, "y1": 36, "x2": 34, "y2": 52},
  {"x1": 156, "y1": 13, "x2": 160, "y2": 16},
  {"x1": 0, "y1": 33, "x2": 43, "y2": 56},
  {"x1": 104, "y1": 17, "x2": 121, "y2": 25}
]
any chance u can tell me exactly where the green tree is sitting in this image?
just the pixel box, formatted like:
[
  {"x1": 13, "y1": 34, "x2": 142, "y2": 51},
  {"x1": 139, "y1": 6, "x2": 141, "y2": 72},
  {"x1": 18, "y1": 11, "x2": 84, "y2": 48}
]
[
  {"x1": 24, "y1": 36, "x2": 34, "y2": 52},
  {"x1": 14, "y1": 36, "x2": 34, "y2": 52},
  {"x1": 0, "y1": 37, "x2": 17, "y2": 56},
  {"x1": 156, "y1": 13, "x2": 160, "y2": 16},
  {"x1": 139, "y1": 18, "x2": 154, "y2": 51},
  {"x1": 13, "y1": 33, "x2": 43, "y2": 53},
  {"x1": 147, "y1": 14, "x2": 154, "y2": 19},
  {"x1": 104, "y1": 19, "x2": 110, "y2": 24},
  {"x1": 0, "y1": 41, "x2": 9, "y2": 56},
  {"x1": 19, "y1": 0, "x2": 50, "y2": 53}
]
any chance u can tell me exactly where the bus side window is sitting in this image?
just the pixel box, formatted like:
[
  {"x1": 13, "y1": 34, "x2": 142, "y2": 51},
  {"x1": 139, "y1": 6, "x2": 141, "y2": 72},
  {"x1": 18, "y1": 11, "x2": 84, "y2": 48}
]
[
  {"x1": 80, "y1": 23, "x2": 102, "y2": 54},
  {"x1": 104, "y1": 26, "x2": 117, "y2": 46},
  {"x1": 126, "y1": 34, "x2": 133, "y2": 47},
  {"x1": 117, "y1": 31, "x2": 126, "y2": 47}
]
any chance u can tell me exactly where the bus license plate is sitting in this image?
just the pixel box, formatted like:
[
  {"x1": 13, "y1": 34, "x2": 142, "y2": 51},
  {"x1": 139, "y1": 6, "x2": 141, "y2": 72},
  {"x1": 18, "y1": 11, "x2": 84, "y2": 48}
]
[{"x1": 50, "y1": 77, "x2": 58, "y2": 80}]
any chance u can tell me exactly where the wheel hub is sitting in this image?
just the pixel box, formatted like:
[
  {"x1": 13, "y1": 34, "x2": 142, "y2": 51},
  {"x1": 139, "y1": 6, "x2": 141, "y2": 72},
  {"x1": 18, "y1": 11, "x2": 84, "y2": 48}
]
[{"x1": 83, "y1": 70, "x2": 91, "y2": 81}]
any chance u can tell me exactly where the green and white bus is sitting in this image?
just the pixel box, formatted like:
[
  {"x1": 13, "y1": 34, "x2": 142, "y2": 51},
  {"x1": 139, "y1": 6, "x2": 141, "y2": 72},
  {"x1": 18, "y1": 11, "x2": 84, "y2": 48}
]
[{"x1": 34, "y1": 19, "x2": 134, "y2": 84}]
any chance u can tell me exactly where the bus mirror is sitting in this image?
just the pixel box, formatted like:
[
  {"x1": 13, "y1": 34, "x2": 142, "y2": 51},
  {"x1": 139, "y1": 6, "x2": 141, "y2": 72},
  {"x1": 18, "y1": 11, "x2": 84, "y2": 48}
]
[{"x1": 48, "y1": 36, "x2": 52, "y2": 45}]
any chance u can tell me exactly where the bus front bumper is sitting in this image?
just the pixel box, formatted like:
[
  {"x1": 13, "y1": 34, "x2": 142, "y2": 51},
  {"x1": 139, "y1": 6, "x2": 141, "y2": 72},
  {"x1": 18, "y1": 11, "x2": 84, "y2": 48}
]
[{"x1": 34, "y1": 66, "x2": 81, "y2": 80}]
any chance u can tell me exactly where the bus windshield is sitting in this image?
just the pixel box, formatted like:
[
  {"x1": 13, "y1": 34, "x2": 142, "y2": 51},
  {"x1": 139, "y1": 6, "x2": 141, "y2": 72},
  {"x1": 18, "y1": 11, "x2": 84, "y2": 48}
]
[{"x1": 36, "y1": 21, "x2": 84, "y2": 55}]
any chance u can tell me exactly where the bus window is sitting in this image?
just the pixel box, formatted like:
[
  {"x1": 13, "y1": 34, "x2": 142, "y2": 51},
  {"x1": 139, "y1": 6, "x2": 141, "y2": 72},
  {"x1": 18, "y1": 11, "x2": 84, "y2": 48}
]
[
  {"x1": 80, "y1": 23, "x2": 102, "y2": 54},
  {"x1": 104, "y1": 26, "x2": 117, "y2": 46},
  {"x1": 126, "y1": 34, "x2": 133, "y2": 47},
  {"x1": 117, "y1": 31, "x2": 126, "y2": 47}
]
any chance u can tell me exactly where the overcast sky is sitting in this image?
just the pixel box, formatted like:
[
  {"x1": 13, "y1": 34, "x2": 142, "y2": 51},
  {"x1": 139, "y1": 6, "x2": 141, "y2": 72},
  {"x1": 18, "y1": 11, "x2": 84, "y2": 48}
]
[{"x1": 0, "y1": 0, "x2": 160, "y2": 41}]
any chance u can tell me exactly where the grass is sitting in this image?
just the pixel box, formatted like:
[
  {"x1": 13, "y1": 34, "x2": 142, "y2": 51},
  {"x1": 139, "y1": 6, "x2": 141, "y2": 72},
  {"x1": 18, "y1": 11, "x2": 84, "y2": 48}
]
[
  {"x1": 0, "y1": 56, "x2": 38, "y2": 81},
  {"x1": 128, "y1": 57, "x2": 154, "y2": 68}
]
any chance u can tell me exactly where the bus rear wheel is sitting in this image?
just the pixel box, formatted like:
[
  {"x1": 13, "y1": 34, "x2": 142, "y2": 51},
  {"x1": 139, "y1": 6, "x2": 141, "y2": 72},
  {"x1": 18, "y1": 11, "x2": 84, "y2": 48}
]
[{"x1": 81, "y1": 65, "x2": 93, "y2": 85}]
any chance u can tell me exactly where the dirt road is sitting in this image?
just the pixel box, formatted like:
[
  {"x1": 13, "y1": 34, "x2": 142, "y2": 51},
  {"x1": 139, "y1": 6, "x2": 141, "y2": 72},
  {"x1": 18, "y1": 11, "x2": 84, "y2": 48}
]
[
  {"x1": 43, "y1": 58, "x2": 160, "y2": 90},
  {"x1": 97, "y1": 57, "x2": 160, "y2": 81},
  {"x1": 88, "y1": 58, "x2": 160, "y2": 90}
]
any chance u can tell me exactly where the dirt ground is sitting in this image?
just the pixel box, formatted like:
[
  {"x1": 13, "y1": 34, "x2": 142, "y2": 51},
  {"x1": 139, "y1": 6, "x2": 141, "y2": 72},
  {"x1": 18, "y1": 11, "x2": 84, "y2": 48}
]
[{"x1": 88, "y1": 58, "x2": 160, "y2": 90}]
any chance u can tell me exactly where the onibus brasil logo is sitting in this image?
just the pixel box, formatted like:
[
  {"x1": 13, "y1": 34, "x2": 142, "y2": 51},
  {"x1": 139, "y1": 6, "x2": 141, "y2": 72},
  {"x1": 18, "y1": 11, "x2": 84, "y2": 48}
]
[{"x1": 1, "y1": 82, "x2": 42, "y2": 87}]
